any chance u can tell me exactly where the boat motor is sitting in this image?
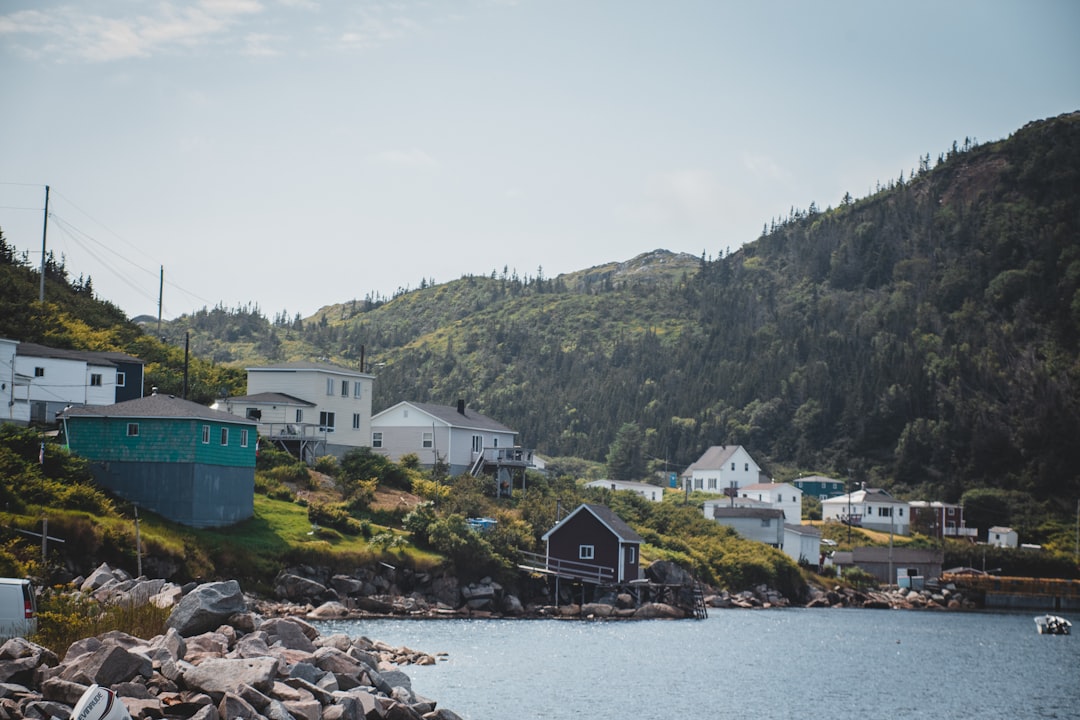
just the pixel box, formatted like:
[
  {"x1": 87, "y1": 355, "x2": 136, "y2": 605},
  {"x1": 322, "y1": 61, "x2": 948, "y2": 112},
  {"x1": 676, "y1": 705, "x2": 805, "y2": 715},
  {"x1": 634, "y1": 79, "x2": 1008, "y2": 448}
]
[{"x1": 71, "y1": 685, "x2": 132, "y2": 720}]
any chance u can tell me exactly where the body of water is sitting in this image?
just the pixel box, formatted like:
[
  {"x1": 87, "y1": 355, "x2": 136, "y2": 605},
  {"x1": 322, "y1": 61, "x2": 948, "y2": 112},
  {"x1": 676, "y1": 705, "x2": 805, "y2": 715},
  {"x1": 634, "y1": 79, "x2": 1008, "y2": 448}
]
[{"x1": 314, "y1": 609, "x2": 1078, "y2": 719}]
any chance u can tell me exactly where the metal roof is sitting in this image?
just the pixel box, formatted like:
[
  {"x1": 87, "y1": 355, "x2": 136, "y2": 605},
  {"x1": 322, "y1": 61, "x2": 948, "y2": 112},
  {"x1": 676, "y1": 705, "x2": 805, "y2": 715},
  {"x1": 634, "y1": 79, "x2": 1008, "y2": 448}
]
[{"x1": 61, "y1": 393, "x2": 256, "y2": 425}]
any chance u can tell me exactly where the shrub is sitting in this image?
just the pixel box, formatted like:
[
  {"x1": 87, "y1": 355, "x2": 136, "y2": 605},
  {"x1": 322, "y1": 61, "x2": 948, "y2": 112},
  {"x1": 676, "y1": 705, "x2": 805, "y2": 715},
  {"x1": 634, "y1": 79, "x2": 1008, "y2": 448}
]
[
  {"x1": 313, "y1": 455, "x2": 339, "y2": 476},
  {"x1": 307, "y1": 501, "x2": 364, "y2": 535}
]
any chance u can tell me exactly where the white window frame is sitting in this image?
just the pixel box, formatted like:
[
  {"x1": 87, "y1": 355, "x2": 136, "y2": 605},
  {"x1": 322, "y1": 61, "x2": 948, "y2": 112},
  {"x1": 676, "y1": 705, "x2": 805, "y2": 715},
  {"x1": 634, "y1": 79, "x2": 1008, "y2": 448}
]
[
  {"x1": 626, "y1": 546, "x2": 636, "y2": 563},
  {"x1": 319, "y1": 411, "x2": 335, "y2": 432},
  {"x1": 423, "y1": 431, "x2": 434, "y2": 449},
  {"x1": 90, "y1": 373, "x2": 102, "y2": 387},
  {"x1": 295, "y1": 408, "x2": 303, "y2": 423},
  {"x1": 202, "y1": 425, "x2": 210, "y2": 444},
  {"x1": 353, "y1": 381, "x2": 362, "y2": 398},
  {"x1": 341, "y1": 380, "x2": 349, "y2": 397},
  {"x1": 126, "y1": 423, "x2": 139, "y2": 437},
  {"x1": 372, "y1": 431, "x2": 383, "y2": 448},
  {"x1": 471, "y1": 434, "x2": 483, "y2": 453},
  {"x1": 220, "y1": 427, "x2": 229, "y2": 446},
  {"x1": 579, "y1": 544, "x2": 595, "y2": 560},
  {"x1": 326, "y1": 378, "x2": 334, "y2": 396},
  {"x1": 240, "y1": 429, "x2": 248, "y2": 448},
  {"x1": 116, "y1": 371, "x2": 126, "y2": 387},
  {"x1": 352, "y1": 413, "x2": 361, "y2": 430}
]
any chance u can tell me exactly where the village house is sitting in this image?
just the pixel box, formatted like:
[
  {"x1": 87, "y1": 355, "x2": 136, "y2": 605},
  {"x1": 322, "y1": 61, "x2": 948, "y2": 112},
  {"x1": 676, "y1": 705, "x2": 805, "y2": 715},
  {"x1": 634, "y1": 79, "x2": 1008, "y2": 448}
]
[
  {"x1": 60, "y1": 391, "x2": 257, "y2": 528},
  {"x1": 738, "y1": 481, "x2": 803, "y2": 524},
  {"x1": 792, "y1": 474, "x2": 846, "y2": 500},
  {"x1": 3, "y1": 339, "x2": 144, "y2": 425},
  {"x1": 213, "y1": 360, "x2": 374, "y2": 462},
  {"x1": 540, "y1": 503, "x2": 643, "y2": 584},
  {"x1": 830, "y1": 547, "x2": 944, "y2": 586},
  {"x1": 583, "y1": 479, "x2": 665, "y2": 502},
  {"x1": 909, "y1": 500, "x2": 977, "y2": 539},
  {"x1": 988, "y1": 526, "x2": 1019, "y2": 548},
  {"x1": 707, "y1": 506, "x2": 785, "y2": 547},
  {"x1": 821, "y1": 485, "x2": 911, "y2": 535},
  {"x1": 783, "y1": 523, "x2": 822, "y2": 566},
  {"x1": 680, "y1": 445, "x2": 763, "y2": 494},
  {"x1": 371, "y1": 401, "x2": 533, "y2": 488}
]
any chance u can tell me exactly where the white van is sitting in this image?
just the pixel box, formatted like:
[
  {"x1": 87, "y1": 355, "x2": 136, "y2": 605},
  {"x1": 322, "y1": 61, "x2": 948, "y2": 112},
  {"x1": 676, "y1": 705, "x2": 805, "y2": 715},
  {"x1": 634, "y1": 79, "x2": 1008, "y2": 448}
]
[{"x1": 0, "y1": 578, "x2": 38, "y2": 641}]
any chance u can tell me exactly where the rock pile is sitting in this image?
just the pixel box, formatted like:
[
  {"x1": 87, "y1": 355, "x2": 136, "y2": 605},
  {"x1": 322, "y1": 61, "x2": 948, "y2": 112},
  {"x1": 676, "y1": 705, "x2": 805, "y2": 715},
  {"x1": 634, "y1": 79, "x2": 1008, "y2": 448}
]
[
  {"x1": 804, "y1": 584, "x2": 978, "y2": 610},
  {"x1": 0, "y1": 573, "x2": 463, "y2": 720}
]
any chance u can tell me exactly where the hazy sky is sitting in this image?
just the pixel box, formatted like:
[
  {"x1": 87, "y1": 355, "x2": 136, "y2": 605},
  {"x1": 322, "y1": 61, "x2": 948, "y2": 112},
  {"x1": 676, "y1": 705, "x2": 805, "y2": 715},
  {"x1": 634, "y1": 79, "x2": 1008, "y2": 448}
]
[{"x1": 1, "y1": 1, "x2": 1077, "y2": 320}]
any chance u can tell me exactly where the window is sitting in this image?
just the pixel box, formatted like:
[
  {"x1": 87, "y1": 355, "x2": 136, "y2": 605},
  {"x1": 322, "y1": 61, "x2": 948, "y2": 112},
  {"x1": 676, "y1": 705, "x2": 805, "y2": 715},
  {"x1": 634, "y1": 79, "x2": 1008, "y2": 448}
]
[
  {"x1": 372, "y1": 431, "x2": 383, "y2": 448},
  {"x1": 295, "y1": 409, "x2": 303, "y2": 423},
  {"x1": 341, "y1": 380, "x2": 348, "y2": 397},
  {"x1": 90, "y1": 373, "x2": 102, "y2": 387},
  {"x1": 898, "y1": 508, "x2": 904, "y2": 517},
  {"x1": 471, "y1": 435, "x2": 483, "y2": 452},
  {"x1": 626, "y1": 546, "x2": 636, "y2": 563},
  {"x1": 694, "y1": 478, "x2": 703, "y2": 490},
  {"x1": 353, "y1": 381, "x2": 362, "y2": 398},
  {"x1": 579, "y1": 545, "x2": 595, "y2": 560},
  {"x1": 202, "y1": 425, "x2": 210, "y2": 444},
  {"x1": 220, "y1": 427, "x2": 229, "y2": 445},
  {"x1": 352, "y1": 413, "x2": 361, "y2": 430},
  {"x1": 707, "y1": 478, "x2": 717, "y2": 490},
  {"x1": 423, "y1": 431, "x2": 433, "y2": 449},
  {"x1": 744, "y1": 463, "x2": 749, "y2": 471},
  {"x1": 126, "y1": 423, "x2": 139, "y2": 437},
  {"x1": 34, "y1": 367, "x2": 44, "y2": 377},
  {"x1": 240, "y1": 429, "x2": 248, "y2": 448},
  {"x1": 319, "y1": 411, "x2": 335, "y2": 432},
  {"x1": 245, "y1": 408, "x2": 261, "y2": 420},
  {"x1": 492, "y1": 437, "x2": 499, "y2": 448},
  {"x1": 116, "y1": 371, "x2": 126, "y2": 387},
  {"x1": 761, "y1": 518, "x2": 772, "y2": 527},
  {"x1": 326, "y1": 379, "x2": 334, "y2": 396}
]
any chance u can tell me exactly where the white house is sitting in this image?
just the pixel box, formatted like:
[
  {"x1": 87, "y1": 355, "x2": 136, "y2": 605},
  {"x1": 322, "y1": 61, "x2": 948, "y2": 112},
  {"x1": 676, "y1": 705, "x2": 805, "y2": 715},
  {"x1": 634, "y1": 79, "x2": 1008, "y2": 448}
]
[
  {"x1": 681, "y1": 445, "x2": 762, "y2": 494},
  {"x1": 708, "y1": 506, "x2": 785, "y2": 547},
  {"x1": 371, "y1": 400, "x2": 528, "y2": 478},
  {"x1": 12, "y1": 341, "x2": 144, "y2": 424},
  {"x1": 738, "y1": 482, "x2": 803, "y2": 524},
  {"x1": 821, "y1": 486, "x2": 910, "y2": 535},
  {"x1": 783, "y1": 523, "x2": 822, "y2": 566},
  {"x1": 988, "y1": 526, "x2": 1018, "y2": 548},
  {"x1": 0, "y1": 338, "x2": 31, "y2": 425},
  {"x1": 584, "y1": 479, "x2": 665, "y2": 503},
  {"x1": 214, "y1": 360, "x2": 374, "y2": 461}
]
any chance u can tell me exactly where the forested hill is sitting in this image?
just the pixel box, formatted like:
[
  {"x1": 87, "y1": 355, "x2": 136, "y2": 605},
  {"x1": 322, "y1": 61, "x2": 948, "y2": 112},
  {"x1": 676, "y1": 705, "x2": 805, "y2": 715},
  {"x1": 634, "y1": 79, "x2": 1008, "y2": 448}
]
[{"x1": 6, "y1": 111, "x2": 1077, "y2": 514}]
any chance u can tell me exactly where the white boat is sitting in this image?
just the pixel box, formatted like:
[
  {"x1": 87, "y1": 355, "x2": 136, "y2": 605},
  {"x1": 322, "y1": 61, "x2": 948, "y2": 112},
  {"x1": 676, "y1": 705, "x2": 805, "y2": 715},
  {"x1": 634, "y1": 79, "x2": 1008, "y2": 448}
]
[{"x1": 1034, "y1": 614, "x2": 1071, "y2": 635}]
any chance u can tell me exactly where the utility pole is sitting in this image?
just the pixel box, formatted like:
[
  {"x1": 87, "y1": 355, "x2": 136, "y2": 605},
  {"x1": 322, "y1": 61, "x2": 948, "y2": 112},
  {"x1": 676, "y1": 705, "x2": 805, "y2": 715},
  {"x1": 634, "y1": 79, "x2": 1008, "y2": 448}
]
[
  {"x1": 38, "y1": 185, "x2": 49, "y2": 303},
  {"x1": 157, "y1": 266, "x2": 164, "y2": 336}
]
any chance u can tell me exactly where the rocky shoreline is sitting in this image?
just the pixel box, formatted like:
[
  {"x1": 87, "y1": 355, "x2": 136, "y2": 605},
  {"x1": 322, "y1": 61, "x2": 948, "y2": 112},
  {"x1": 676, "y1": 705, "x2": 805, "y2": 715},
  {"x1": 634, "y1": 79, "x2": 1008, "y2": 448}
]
[{"x1": 1, "y1": 571, "x2": 464, "y2": 720}]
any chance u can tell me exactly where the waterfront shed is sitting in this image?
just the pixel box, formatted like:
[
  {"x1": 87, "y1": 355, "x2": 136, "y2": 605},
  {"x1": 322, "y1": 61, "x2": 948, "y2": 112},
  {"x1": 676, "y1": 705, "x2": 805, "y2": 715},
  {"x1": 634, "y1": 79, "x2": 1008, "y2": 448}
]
[
  {"x1": 541, "y1": 504, "x2": 643, "y2": 584},
  {"x1": 60, "y1": 392, "x2": 257, "y2": 528}
]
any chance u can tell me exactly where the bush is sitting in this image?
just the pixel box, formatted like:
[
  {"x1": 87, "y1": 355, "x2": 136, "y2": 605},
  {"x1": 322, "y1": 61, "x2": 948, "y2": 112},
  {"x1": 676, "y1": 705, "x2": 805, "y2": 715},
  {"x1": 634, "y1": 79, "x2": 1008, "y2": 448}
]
[
  {"x1": 313, "y1": 455, "x2": 339, "y2": 476},
  {"x1": 307, "y1": 502, "x2": 364, "y2": 535}
]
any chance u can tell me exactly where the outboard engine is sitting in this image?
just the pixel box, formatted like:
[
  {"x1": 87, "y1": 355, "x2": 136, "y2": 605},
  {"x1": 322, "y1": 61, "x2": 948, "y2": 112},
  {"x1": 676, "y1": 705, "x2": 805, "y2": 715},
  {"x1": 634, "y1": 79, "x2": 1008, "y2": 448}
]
[{"x1": 71, "y1": 685, "x2": 132, "y2": 720}]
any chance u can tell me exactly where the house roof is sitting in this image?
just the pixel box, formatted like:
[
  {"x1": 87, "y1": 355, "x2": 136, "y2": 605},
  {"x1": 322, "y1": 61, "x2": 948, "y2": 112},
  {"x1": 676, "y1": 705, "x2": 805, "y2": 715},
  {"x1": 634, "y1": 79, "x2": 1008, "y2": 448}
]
[
  {"x1": 584, "y1": 479, "x2": 661, "y2": 492},
  {"x1": 16, "y1": 342, "x2": 144, "y2": 366},
  {"x1": 61, "y1": 393, "x2": 256, "y2": 425},
  {"x1": 541, "y1": 503, "x2": 644, "y2": 544},
  {"x1": 374, "y1": 401, "x2": 516, "y2": 435},
  {"x1": 793, "y1": 475, "x2": 844, "y2": 484},
  {"x1": 741, "y1": 482, "x2": 800, "y2": 493},
  {"x1": 784, "y1": 523, "x2": 821, "y2": 537},
  {"x1": 711, "y1": 507, "x2": 785, "y2": 520},
  {"x1": 682, "y1": 445, "x2": 761, "y2": 476},
  {"x1": 217, "y1": 392, "x2": 315, "y2": 407},
  {"x1": 988, "y1": 526, "x2": 1014, "y2": 534},
  {"x1": 821, "y1": 488, "x2": 907, "y2": 505},
  {"x1": 246, "y1": 360, "x2": 372, "y2": 377}
]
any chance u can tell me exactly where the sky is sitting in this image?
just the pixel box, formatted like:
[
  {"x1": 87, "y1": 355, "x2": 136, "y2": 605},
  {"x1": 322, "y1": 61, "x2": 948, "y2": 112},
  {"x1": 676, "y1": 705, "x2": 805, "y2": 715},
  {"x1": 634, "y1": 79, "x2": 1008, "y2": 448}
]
[{"x1": 1, "y1": 1, "x2": 1078, "y2": 321}]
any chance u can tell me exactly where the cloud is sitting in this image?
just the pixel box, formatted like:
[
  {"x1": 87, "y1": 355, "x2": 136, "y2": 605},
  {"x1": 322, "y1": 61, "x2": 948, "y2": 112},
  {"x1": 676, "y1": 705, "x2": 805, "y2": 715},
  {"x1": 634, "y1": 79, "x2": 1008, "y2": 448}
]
[
  {"x1": 617, "y1": 169, "x2": 734, "y2": 231},
  {"x1": 337, "y1": 10, "x2": 422, "y2": 50},
  {"x1": 741, "y1": 152, "x2": 791, "y2": 182},
  {"x1": 0, "y1": 1, "x2": 264, "y2": 62}
]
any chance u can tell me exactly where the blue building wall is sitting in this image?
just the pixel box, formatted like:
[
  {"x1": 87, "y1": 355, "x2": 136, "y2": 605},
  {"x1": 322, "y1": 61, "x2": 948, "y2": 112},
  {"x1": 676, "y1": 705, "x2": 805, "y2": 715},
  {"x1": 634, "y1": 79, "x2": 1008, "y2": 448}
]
[{"x1": 89, "y1": 460, "x2": 253, "y2": 528}]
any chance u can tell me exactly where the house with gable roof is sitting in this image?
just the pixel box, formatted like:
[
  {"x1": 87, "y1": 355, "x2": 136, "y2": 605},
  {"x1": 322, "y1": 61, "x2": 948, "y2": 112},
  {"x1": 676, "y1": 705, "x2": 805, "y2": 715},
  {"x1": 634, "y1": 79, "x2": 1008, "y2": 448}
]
[
  {"x1": 680, "y1": 445, "x2": 763, "y2": 494},
  {"x1": 212, "y1": 360, "x2": 373, "y2": 462},
  {"x1": 822, "y1": 485, "x2": 910, "y2": 535},
  {"x1": 541, "y1": 503, "x2": 643, "y2": 584},
  {"x1": 60, "y1": 390, "x2": 257, "y2": 528},
  {"x1": 371, "y1": 400, "x2": 533, "y2": 484},
  {"x1": 10, "y1": 340, "x2": 144, "y2": 425}
]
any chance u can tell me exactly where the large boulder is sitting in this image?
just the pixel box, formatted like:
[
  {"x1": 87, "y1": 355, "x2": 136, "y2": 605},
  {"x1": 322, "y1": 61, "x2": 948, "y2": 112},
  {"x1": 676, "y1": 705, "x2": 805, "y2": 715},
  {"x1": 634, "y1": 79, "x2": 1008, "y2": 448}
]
[
  {"x1": 167, "y1": 581, "x2": 246, "y2": 637},
  {"x1": 182, "y1": 657, "x2": 279, "y2": 696},
  {"x1": 644, "y1": 560, "x2": 694, "y2": 586}
]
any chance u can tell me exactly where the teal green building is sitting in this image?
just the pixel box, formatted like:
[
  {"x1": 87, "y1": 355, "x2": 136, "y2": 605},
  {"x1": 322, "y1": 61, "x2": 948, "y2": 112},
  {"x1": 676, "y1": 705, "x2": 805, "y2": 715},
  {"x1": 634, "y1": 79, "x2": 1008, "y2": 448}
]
[{"x1": 61, "y1": 392, "x2": 258, "y2": 528}]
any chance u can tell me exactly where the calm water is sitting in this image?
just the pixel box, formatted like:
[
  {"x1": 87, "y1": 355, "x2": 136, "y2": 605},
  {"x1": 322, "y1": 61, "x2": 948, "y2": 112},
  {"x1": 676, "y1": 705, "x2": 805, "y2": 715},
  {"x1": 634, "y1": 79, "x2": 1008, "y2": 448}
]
[{"x1": 314, "y1": 609, "x2": 1079, "y2": 720}]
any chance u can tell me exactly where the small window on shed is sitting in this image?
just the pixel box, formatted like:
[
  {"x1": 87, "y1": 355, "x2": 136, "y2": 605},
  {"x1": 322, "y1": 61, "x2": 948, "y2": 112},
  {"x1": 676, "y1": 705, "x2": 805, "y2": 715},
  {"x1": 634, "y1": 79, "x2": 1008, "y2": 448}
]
[
  {"x1": 202, "y1": 425, "x2": 210, "y2": 444},
  {"x1": 240, "y1": 429, "x2": 248, "y2": 448},
  {"x1": 579, "y1": 545, "x2": 595, "y2": 560},
  {"x1": 126, "y1": 423, "x2": 139, "y2": 437},
  {"x1": 220, "y1": 428, "x2": 229, "y2": 445}
]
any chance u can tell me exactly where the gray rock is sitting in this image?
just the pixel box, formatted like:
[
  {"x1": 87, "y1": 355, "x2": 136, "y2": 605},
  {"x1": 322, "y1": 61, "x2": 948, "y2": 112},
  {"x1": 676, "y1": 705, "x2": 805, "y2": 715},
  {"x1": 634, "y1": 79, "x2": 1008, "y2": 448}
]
[
  {"x1": 282, "y1": 699, "x2": 322, "y2": 720},
  {"x1": 21, "y1": 699, "x2": 72, "y2": 720},
  {"x1": 274, "y1": 574, "x2": 327, "y2": 602},
  {"x1": 218, "y1": 692, "x2": 261, "y2": 720},
  {"x1": 166, "y1": 581, "x2": 246, "y2": 637},
  {"x1": 264, "y1": 699, "x2": 297, "y2": 720},
  {"x1": 59, "y1": 645, "x2": 152, "y2": 686},
  {"x1": 38, "y1": 678, "x2": 87, "y2": 706},
  {"x1": 260, "y1": 619, "x2": 317, "y2": 653},
  {"x1": 182, "y1": 657, "x2": 278, "y2": 696}
]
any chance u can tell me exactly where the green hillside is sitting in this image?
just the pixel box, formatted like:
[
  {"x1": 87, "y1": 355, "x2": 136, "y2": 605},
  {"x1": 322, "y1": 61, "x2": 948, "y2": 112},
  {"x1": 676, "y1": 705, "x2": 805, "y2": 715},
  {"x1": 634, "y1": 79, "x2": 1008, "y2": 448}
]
[{"x1": 159, "y1": 112, "x2": 1080, "y2": 516}]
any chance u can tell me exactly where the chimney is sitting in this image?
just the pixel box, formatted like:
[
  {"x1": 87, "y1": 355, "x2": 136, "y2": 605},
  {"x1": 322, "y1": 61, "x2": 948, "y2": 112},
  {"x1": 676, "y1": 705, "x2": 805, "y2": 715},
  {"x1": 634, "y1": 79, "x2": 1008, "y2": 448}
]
[{"x1": 457, "y1": 399, "x2": 466, "y2": 415}]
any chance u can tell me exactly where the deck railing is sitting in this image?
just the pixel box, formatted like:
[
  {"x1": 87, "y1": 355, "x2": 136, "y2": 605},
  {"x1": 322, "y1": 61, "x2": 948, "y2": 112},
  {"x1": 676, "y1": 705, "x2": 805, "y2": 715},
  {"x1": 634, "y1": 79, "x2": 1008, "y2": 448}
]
[{"x1": 518, "y1": 550, "x2": 615, "y2": 584}]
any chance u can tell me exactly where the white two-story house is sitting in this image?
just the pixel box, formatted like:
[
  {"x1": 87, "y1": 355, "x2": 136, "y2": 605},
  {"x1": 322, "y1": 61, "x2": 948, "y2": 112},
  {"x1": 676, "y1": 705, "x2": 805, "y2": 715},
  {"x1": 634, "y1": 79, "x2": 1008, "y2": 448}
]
[
  {"x1": 822, "y1": 485, "x2": 910, "y2": 536},
  {"x1": 213, "y1": 360, "x2": 374, "y2": 462},
  {"x1": 6, "y1": 340, "x2": 144, "y2": 425},
  {"x1": 680, "y1": 445, "x2": 763, "y2": 494}
]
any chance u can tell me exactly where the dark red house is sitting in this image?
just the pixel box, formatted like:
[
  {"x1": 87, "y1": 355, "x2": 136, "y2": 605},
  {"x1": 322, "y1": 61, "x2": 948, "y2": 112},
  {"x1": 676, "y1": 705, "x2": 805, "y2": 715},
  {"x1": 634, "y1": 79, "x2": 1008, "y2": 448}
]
[{"x1": 541, "y1": 503, "x2": 643, "y2": 584}]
